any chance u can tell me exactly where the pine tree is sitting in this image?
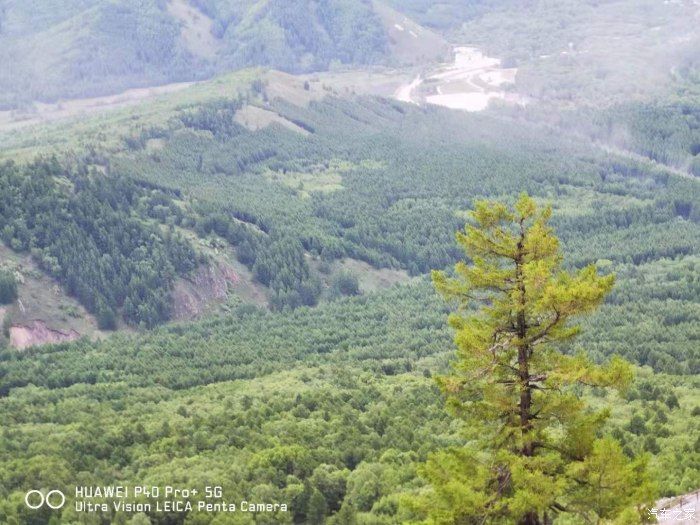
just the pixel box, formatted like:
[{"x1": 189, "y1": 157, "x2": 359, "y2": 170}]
[
  {"x1": 308, "y1": 488, "x2": 328, "y2": 524},
  {"x1": 414, "y1": 194, "x2": 655, "y2": 524},
  {"x1": 96, "y1": 299, "x2": 117, "y2": 330},
  {"x1": 0, "y1": 270, "x2": 18, "y2": 304}
]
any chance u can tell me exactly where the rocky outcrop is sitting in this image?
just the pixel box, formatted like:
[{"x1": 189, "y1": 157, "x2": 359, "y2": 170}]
[
  {"x1": 171, "y1": 263, "x2": 240, "y2": 320},
  {"x1": 10, "y1": 320, "x2": 80, "y2": 349}
]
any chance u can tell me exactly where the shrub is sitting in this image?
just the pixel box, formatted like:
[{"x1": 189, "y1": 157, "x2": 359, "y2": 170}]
[{"x1": 330, "y1": 272, "x2": 360, "y2": 298}]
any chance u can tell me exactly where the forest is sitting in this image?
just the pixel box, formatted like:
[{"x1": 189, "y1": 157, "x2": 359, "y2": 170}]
[
  {"x1": 0, "y1": 158, "x2": 197, "y2": 328},
  {"x1": 0, "y1": 1, "x2": 698, "y2": 520},
  {"x1": 0, "y1": 0, "x2": 388, "y2": 109},
  {"x1": 108, "y1": 92, "x2": 700, "y2": 320},
  {"x1": 0, "y1": 283, "x2": 698, "y2": 523}
]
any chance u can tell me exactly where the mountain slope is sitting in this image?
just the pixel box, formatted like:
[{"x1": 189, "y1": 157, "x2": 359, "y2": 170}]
[
  {"x1": 2, "y1": 67, "x2": 698, "y2": 360},
  {"x1": 0, "y1": 0, "x2": 394, "y2": 109},
  {"x1": 0, "y1": 0, "x2": 196, "y2": 108}
]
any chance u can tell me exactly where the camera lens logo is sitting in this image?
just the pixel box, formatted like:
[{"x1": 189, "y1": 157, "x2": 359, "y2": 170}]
[{"x1": 25, "y1": 489, "x2": 66, "y2": 510}]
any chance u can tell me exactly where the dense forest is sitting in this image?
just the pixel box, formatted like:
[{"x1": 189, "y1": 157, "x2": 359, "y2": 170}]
[
  {"x1": 0, "y1": 286, "x2": 698, "y2": 523},
  {"x1": 1, "y1": 86, "x2": 697, "y2": 352},
  {"x1": 548, "y1": 102, "x2": 700, "y2": 177},
  {"x1": 192, "y1": 0, "x2": 387, "y2": 71},
  {"x1": 0, "y1": 0, "x2": 193, "y2": 108},
  {"x1": 114, "y1": 93, "x2": 700, "y2": 280},
  {"x1": 0, "y1": 158, "x2": 197, "y2": 328}
]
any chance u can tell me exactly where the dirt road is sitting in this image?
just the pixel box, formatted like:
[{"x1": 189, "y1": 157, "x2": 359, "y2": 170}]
[{"x1": 656, "y1": 491, "x2": 700, "y2": 524}]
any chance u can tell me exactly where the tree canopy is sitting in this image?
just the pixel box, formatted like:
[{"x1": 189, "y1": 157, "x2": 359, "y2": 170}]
[{"x1": 413, "y1": 195, "x2": 656, "y2": 524}]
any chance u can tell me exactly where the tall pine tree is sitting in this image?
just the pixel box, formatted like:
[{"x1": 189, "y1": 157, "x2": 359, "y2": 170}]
[{"x1": 413, "y1": 194, "x2": 655, "y2": 524}]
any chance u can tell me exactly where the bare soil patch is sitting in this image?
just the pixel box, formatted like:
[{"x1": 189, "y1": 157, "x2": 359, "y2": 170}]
[
  {"x1": 10, "y1": 320, "x2": 80, "y2": 349},
  {"x1": 167, "y1": 0, "x2": 221, "y2": 60}
]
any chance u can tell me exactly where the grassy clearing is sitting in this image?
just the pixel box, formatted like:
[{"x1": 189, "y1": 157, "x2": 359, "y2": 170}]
[
  {"x1": 264, "y1": 159, "x2": 352, "y2": 197},
  {"x1": 234, "y1": 104, "x2": 310, "y2": 134},
  {"x1": 372, "y1": 0, "x2": 450, "y2": 65},
  {"x1": 537, "y1": 187, "x2": 651, "y2": 217},
  {"x1": 166, "y1": 0, "x2": 221, "y2": 60},
  {"x1": 334, "y1": 258, "x2": 411, "y2": 292}
]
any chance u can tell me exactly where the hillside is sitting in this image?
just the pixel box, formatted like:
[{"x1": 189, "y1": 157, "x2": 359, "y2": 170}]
[
  {"x1": 0, "y1": 0, "x2": 451, "y2": 109},
  {"x1": 0, "y1": 63, "x2": 698, "y2": 352},
  {"x1": 1, "y1": 281, "x2": 698, "y2": 523},
  {"x1": 0, "y1": 244, "x2": 99, "y2": 348},
  {"x1": 2, "y1": 0, "x2": 698, "y2": 111},
  {"x1": 388, "y1": 0, "x2": 700, "y2": 107}
]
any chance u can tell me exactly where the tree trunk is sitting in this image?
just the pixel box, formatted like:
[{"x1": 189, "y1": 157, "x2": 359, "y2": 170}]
[
  {"x1": 515, "y1": 239, "x2": 539, "y2": 525},
  {"x1": 515, "y1": 241, "x2": 533, "y2": 458},
  {"x1": 518, "y1": 334, "x2": 533, "y2": 456},
  {"x1": 519, "y1": 512, "x2": 542, "y2": 525}
]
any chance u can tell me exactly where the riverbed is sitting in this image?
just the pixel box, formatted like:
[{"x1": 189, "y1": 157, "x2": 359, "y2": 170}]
[{"x1": 394, "y1": 46, "x2": 525, "y2": 111}]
